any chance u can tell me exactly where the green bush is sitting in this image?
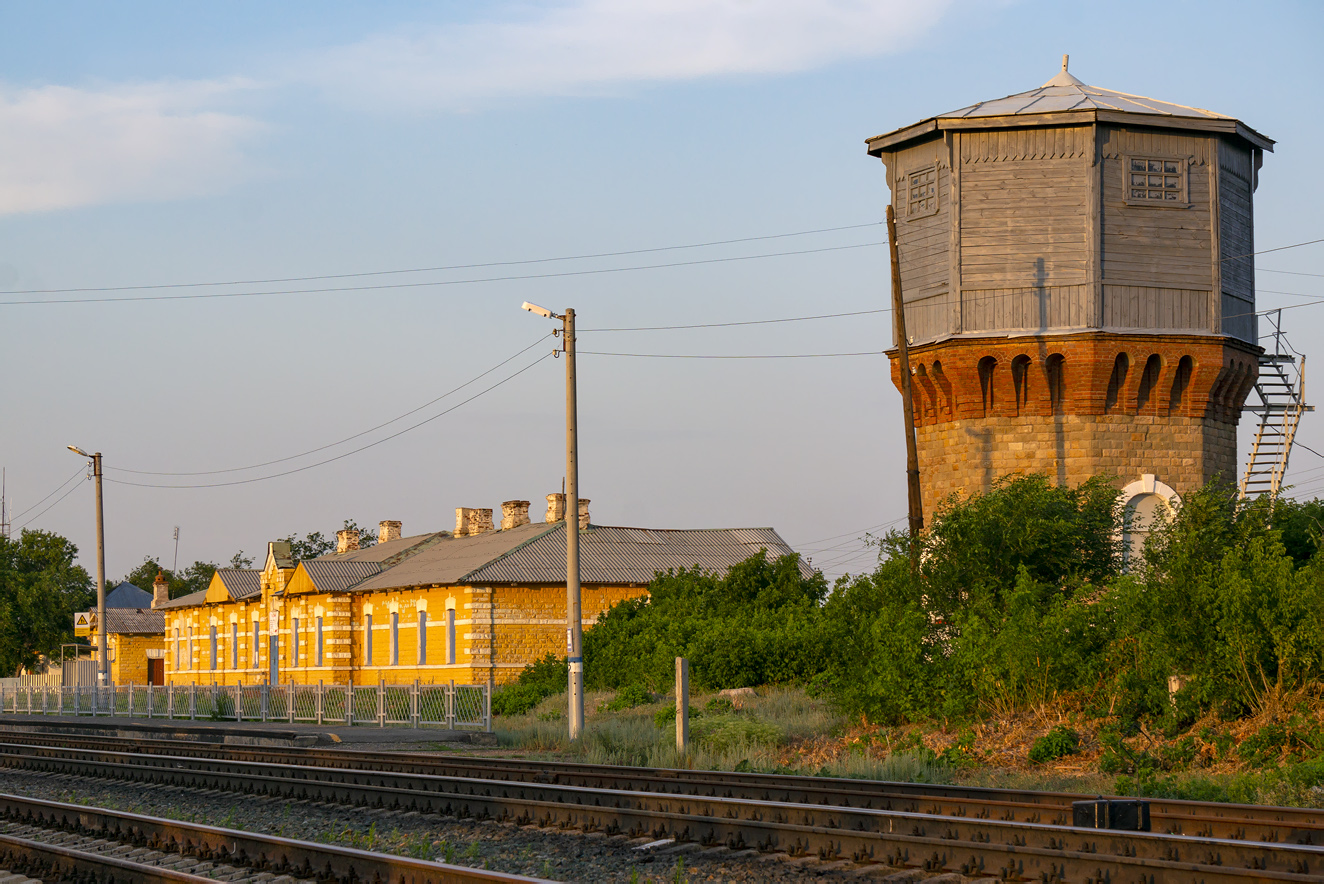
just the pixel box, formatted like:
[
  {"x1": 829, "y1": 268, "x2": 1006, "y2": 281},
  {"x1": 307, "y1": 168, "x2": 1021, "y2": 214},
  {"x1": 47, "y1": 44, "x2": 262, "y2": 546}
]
[
  {"x1": 1028, "y1": 726, "x2": 1080, "y2": 764},
  {"x1": 691, "y1": 714, "x2": 782, "y2": 753},
  {"x1": 602, "y1": 684, "x2": 653, "y2": 712},
  {"x1": 493, "y1": 654, "x2": 569, "y2": 716},
  {"x1": 653, "y1": 703, "x2": 701, "y2": 728},
  {"x1": 492, "y1": 684, "x2": 550, "y2": 717}
]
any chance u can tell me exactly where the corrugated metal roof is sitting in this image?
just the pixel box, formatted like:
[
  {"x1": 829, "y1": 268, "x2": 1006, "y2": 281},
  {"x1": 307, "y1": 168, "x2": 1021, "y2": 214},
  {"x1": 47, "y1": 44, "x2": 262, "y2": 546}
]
[
  {"x1": 314, "y1": 532, "x2": 446, "y2": 565},
  {"x1": 105, "y1": 582, "x2": 152, "y2": 608},
  {"x1": 464, "y1": 524, "x2": 810, "y2": 585},
  {"x1": 102, "y1": 608, "x2": 165, "y2": 634},
  {"x1": 867, "y1": 67, "x2": 1272, "y2": 153},
  {"x1": 154, "y1": 588, "x2": 207, "y2": 610},
  {"x1": 351, "y1": 522, "x2": 555, "y2": 593},
  {"x1": 215, "y1": 568, "x2": 261, "y2": 600},
  {"x1": 301, "y1": 559, "x2": 383, "y2": 594}
]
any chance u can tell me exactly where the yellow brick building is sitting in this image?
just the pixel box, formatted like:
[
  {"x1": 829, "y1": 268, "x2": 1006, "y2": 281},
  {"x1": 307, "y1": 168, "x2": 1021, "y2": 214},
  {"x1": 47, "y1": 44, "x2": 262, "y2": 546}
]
[
  {"x1": 76, "y1": 582, "x2": 167, "y2": 685},
  {"x1": 160, "y1": 498, "x2": 803, "y2": 687}
]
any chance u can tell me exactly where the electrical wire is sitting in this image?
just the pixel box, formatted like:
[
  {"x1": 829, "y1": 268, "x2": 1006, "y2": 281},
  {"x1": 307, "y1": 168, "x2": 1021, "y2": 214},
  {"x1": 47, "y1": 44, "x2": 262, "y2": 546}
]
[
  {"x1": 0, "y1": 222, "x2": 884, "y2": 295},
  {"x1": 580, "y1": 350, "x2": 882, "y2": 359},
  {"x1": 582, "y1": 308, "x2": 889, "y2": 333},
  {"x1": 17, "y1": 476, "x2": 86, "y2": 529},
  {"x1": 10, "y1": 467, "x2": 85, "y2": 522},
  {"x1": 105, "y1": 351, "x2": 553, "y2": 489},
  {"x1": 108, "y1": 333, "x2": 554, "y2": 476},
  {"x1": 0, "y1": 242, "x2": 882, "y2": 307}
]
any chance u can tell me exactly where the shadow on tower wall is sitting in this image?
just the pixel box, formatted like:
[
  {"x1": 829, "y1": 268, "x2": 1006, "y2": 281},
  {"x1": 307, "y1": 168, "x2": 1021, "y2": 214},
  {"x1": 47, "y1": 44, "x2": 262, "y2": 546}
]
[{"x1": 1032, "y1": 257, "x2": 1068, "y2": 485}]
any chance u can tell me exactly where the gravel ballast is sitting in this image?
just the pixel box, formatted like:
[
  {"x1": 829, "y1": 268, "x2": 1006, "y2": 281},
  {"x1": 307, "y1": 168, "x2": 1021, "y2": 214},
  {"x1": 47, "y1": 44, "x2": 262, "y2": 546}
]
[{"x1": 0, "y1": 768, "x2": 1001, "y2": 882}]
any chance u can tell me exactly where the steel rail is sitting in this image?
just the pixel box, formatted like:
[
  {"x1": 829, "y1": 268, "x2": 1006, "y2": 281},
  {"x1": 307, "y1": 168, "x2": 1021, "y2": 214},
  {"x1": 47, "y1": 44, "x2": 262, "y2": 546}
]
[
  {"x1": 0, "y1": 830, "x2": 221, "y2": 884},
  {"x1": 0, "y1": 730, "x2": 1319, "y2": 844},
  {"x1": 0, "y1": 792, "x2": 545, "y2": 884},
  {"x1": 1, "y1": 742, "x2": 1321, "y2": 881}
]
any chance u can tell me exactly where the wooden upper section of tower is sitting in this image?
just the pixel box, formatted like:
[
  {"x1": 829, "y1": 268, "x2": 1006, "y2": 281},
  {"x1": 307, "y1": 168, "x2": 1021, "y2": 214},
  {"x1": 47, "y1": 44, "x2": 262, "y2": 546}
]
[{"x1": 866, "y1": 59, "x2": 1273, "y2": 348}]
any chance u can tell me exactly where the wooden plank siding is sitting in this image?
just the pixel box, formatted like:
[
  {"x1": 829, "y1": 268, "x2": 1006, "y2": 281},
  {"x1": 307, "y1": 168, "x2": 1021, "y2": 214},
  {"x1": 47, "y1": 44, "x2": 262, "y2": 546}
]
[
  {"x1": 1219, "y1": 139, "x2": 1256, "y2": 342},
  {"x1": 962, "y1": 285, "x2": 1091, "y2": 332},
  {"x1": 1102, "y1": 286, "x2": 1211, "y2": 331},
  {"x1": 887, "y1": 136, "x2": 953, "y2": 343}
]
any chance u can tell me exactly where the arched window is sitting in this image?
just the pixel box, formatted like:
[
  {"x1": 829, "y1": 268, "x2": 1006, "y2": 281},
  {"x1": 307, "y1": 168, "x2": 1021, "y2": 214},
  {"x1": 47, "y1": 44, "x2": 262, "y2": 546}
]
[
  {"x1": 316, "y1": 616, "x2": 325, "y2": 667},
  {"x1": 1136, "y1": 354, "x2": 1162, "y2": 413},
  {"x1": 1045, "y1": 354, "x2": 1065, "y2": 415},
  {"x1": 1120, "y1": 474, "x2": 1181, "y2": 571},
  {"x1": 1169, "y1": 355, "x2": 1192, "y2": 412},
  {"x1": 1011, "y1": 355, "x2": 1031, "y2": 416},
  {"x1": 390, "y1": 612, "x2": 400, "y2": 666},
  {"x1": 932, "y1": 361, "x2": 955, "y2": 419},
  {"x1": 446, "y1": 609, "x2": 456, "y2": 665},
  {"x1": 291, "y1": 617, "x2": 300, "y2": 668},
  {"x1": 364, "y1": 614, "x2": 373, "y2": 665},
  {"x1": 231, "y1": 622, "x2": 239, "y2": 669},
  {"x1": 418, "y1": 611, "x2": 428, "y2": 665},
  {"x1": 1104, "y1": 353, "x2": 1130, "y2": 414},
  {"x1": 978, "y1": 356, "x2": 997, "y2": 417}
]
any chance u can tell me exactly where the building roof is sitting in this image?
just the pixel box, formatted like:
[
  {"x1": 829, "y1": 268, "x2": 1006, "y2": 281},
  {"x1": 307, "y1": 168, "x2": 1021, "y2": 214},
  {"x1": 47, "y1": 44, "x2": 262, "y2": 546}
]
[
  {"x1": 155, "y1": 588, "x2": 208, "y2": 611},
  {"x1": 102, "y1": 608, "x2": 165, "y2": 634},
  {"x1": 214, "y1": 568, "x2": 262, "y2": 600},
  {"x1": 300, "y1": 559, "x2": 385, "y2": 594},
  {"x1": 867, "y1": 63, "x2": 1273, "y2": 155},
  {"x1": 313, "y1": 532, "x2": 446, "y2": 565},
  {"x1": 105, "y1": 582, "x2": 152, "y2": 608},
  {"x1": 351, "y1": 522, "x2": 809, "y2": 592}
]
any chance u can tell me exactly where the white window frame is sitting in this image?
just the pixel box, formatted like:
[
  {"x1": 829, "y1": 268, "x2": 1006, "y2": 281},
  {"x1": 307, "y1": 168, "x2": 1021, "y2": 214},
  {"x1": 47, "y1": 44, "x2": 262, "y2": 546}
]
[{"x1": 1122, "y1": 155, "x2": 1189, "y2": 208}]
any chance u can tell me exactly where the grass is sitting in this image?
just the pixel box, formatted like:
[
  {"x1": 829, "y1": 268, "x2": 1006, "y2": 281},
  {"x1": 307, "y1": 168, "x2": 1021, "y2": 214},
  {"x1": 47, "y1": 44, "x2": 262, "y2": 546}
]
[{"x1": 495, "y1": 686, "x2": 956, "y2": 783}]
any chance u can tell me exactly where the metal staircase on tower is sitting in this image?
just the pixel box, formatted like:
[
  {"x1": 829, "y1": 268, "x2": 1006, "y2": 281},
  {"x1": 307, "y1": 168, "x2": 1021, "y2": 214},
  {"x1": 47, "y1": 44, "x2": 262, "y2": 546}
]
[{"x1": 1240, "y1": 310, "x2": 1313, "y2": 500}]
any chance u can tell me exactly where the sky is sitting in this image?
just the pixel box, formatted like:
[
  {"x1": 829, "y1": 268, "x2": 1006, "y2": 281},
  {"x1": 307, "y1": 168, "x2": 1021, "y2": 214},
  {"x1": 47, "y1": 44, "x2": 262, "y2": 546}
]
[{"x1": 2, "y1": 0, "x2": 1322, "y2": 582}]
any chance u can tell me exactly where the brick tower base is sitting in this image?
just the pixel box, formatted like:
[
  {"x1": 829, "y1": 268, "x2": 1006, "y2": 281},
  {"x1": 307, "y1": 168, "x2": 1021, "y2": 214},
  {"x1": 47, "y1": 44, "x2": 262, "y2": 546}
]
[{"x1": 889, "y1": 333, "x2": 1259, "y2": 515}]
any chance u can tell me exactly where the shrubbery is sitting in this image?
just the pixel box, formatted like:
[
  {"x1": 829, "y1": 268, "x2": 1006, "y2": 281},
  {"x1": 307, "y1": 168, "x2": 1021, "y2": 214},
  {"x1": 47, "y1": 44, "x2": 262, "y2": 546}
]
[{"x1": 502, "y1": 474, "x2": 1324, "y2": 738}]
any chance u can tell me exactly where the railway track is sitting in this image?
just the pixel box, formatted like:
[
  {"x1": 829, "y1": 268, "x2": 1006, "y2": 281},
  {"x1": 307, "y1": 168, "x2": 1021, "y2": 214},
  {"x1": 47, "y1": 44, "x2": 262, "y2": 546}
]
[
  {"x1": 0, "y1": 791, "x2": 543, "y2": 883},
  {"x1": 0, "y1": 730, "x2": 1322, "y2": 881}
]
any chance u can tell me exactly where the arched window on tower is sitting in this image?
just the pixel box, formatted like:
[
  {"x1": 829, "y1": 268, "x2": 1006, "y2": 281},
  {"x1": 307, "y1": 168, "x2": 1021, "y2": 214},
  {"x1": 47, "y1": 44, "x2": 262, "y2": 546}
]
[
  {"x1": 1046, "y1": 354, "x2": 1065, "y2": 415},
  {"x1": 1104, "y1": 353, "x2": 1130, "y2": 414},
  {"x1": 1136, "y1": 354, "x2": 1162, "y2": 414},
  {"x1": 978, "y1": 356, "x2": 997, "y2": 417},
  {"x1": 1011, "y1": 355, "x2": 1031, "y2": 416}
]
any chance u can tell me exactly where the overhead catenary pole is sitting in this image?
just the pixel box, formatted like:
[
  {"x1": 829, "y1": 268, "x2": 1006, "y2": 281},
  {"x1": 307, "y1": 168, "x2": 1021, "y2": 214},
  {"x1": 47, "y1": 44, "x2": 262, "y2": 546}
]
[
  {"x1": 563, "y1": 307, "x2": 584, "y2": 740},
  {"x1": 68, "y1": 445, "x2": 108, "y2": 685},
  {"x1": 887, "y1": 205, "x2": 924, "y2": 545}
]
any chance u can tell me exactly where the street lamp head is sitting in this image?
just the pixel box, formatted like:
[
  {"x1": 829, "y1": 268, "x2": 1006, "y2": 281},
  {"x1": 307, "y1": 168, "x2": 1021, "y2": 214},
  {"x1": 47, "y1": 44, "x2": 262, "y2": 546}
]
[
  {"x1": 521, "y1": 301, "x2": 556, "y2": 320},
  {"x1": 67, "y1": 445, "x2": 90, "y2": 457}
]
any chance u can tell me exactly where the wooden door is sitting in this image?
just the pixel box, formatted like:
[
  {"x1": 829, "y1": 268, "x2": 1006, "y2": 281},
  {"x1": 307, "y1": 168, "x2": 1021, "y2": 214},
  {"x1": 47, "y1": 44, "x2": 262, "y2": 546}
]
[{"x1": 147, "y1": 658, "x2": 164, "y2": 685}]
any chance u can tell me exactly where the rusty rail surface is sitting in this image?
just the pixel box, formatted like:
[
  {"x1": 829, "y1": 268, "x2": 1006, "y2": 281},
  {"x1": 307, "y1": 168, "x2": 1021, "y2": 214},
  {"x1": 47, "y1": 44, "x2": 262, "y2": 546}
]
[
  {"x1": 0, "y1": 792, "x2": 544, "y2": 884},
  {"x1": 0, "y1": 729, "x2": 1319, "y2": 844},
  {"x1": 0, "y1": 739, "x2": 1321, "y2": 881}
]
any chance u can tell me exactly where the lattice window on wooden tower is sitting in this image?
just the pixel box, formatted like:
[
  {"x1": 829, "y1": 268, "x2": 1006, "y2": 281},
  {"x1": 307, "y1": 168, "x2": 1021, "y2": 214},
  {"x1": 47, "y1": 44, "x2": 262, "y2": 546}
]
[
  {"x1": 906, "y1": 166, "x2": 938, "y2": 218},
  {"x1": 1126, "y1": 157, "x2": 1185, "y2": 204}
]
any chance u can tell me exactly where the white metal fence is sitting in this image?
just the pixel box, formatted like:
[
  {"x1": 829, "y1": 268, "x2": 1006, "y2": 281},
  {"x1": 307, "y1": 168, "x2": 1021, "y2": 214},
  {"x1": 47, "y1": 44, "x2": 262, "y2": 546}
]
[
  {"x1": 0, "y1": 674, "x2": 63, "y2": 690},
  {"x1": 0, "y1": 680, "x2": 490, "y2": 731}
]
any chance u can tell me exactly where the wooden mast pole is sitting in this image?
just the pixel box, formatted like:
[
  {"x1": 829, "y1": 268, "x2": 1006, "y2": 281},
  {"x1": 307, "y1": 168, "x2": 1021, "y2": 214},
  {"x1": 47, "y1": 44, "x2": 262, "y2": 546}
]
[{"x1": 887, "y1": 205, "x2": 925, "y2": 547}]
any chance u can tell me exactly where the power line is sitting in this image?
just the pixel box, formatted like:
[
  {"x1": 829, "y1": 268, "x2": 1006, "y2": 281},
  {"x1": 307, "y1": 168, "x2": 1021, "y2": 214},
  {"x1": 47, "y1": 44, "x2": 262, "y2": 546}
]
[
  {"x1": 105, "y1": 351, "x2": 553, "y2": 489},
  {"x1": 583, "y1": 308, "x2": 888, "y2": 332},
  {"x1": 580, "y1": 350, "x2": 883, "y2": 359},
  {"x1": 0, "y1": 222, "x2": 884, "y2": 295},
  {"x1": 10, "y1": 468, "x2": 85, "y2": 522},
  {"x1": 0, "y1": 242, "x2": 883, "y2": 307},
  {"x1": 109, "y1": 333, "x2": 554, "y2": 476},
  {"x1": 18, "y1": 479, "x2": 86, "y2": 529},
  {"x1": 1223, "y1": 238, "x2": 1324, "y2": 263}
]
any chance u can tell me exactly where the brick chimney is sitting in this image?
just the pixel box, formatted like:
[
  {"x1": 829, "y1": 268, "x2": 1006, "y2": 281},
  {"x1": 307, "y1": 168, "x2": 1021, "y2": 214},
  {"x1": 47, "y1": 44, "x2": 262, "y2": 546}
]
[
  {"x1": 545, "y1": 493, "x2": 565, "y2": 523},
  {"x1": 455, "y1": 507, "x2": 494, "y2": 537},
  {"x1": 336, "y1": 528, "x2": 360, "y2": 555},
  {"x1": 151, "y1": 571, "x2": 169, "y2": 609},
  {"x1": 578, "y1": 498, "x2": 591, "y2": 529},
  {"x1": 378, "y1": 520, "x2": 402, "y2": 544},
  {"x1": 501, "y1": 500, "x2": 531, "y2": 530}
]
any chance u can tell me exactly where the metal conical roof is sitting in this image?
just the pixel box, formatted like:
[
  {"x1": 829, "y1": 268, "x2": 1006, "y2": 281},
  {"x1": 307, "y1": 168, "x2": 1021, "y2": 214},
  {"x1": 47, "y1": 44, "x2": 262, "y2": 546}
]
[{"x1": 867, "y1": 59, "x2": 1272, "y2": 154}]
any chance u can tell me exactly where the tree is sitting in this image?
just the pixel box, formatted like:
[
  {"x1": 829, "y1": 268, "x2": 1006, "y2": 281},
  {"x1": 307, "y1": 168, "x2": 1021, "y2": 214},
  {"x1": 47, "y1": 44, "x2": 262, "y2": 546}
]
[
  {"x1": 283, "y1": 519, "x2": 377, "y2": 561},
  {"x1": 0, "y1": 529, "x2": 94, "y2": 676},
  {"x1": 120, "y1": 557, "x2": 221, "y2": 600}
]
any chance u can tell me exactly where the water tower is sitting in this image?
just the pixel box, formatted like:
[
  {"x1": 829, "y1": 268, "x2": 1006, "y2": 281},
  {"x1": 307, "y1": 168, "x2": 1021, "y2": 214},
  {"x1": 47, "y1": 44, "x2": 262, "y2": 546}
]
[{"x1": 867, "y1": 59, "x2": 1287, "y2": 522}]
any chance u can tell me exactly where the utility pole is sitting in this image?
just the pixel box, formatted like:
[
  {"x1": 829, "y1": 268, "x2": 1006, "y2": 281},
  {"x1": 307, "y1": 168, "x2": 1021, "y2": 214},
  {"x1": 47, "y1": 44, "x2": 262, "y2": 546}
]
[
  {"x1": 887, "y1": 205, "x2": 925, "y2": 549},
  {"x1": 522, "y1": 301, "x2": 585, "y2": 740},
  {"x1": 172, "y1": 526, "x2": 180, "y2": 573},
  {"x1": 68, "y1": 446, "x2": 108, "y2": 684}
]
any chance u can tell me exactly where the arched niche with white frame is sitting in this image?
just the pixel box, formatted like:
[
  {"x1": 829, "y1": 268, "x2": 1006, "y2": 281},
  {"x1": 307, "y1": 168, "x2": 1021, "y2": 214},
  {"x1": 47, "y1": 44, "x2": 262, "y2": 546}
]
[{"x1": 1119, "y1": 473, "x2": 1181, "y2": 569}]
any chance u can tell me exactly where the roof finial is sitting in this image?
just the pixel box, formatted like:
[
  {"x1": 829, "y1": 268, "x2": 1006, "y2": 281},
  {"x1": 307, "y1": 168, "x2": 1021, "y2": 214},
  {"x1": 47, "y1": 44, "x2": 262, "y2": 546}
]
[{"x1": 1062, "y1": 54, "x2": 1069, "y2": 73}]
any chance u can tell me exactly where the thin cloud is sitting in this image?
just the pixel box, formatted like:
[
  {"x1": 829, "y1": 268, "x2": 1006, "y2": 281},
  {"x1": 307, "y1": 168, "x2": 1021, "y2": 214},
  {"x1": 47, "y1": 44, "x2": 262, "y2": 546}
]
[
  {"x1": 0, "y1": 80, "x2": 263, "y2": 215},
  {"x1": 300, "y1": 0, "x2": 954, "y2": 109}
]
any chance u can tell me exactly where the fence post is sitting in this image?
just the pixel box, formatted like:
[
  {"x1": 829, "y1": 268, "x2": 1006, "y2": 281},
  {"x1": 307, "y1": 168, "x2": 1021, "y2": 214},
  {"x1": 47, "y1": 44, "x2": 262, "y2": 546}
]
[
  {"x1": 261, "y1": 682, "x2": 268, "y2": 722},
  {"x1": 235, "y1": 683, "x2": 241, "y2": 721},
  {"x1": 485, "y1": 674, "x2": 493, "y2": 733},
  {"x1": 411, "y1": 679, "x2": 420, "y2": 729},
  {"x1": 288, "y1": 680, "x2": 295, "y2": 724},
  {"x1": 345, "y1": 679, "x2": 353, "y2": 727},
  {"x1": 190, "y1": 683, "x2": 196, "y2": 720},
  {"x1": 447, "y1": 679, "x2": 455, "y2": 729},
  {"x1": 166, "y1": 684, "x2": 173, "y2": 719},
  {"x1": 676, "y1": 657, "x2": 689, "y2": 754},
  {"x1": 378, "y1": 679, "x2": 385, "y2": 728},
  {"x1": 316, "y1": 680, "x2": 324, "y2": 726}
]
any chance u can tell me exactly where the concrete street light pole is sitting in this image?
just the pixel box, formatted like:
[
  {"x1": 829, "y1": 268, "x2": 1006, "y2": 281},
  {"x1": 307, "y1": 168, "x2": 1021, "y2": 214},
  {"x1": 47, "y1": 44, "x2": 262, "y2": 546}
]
[
  {"x1": 522, "y1": 302, "x2": 585, "y2": 740},
  {"x1": 67, "y1": 445, "x2": 107, "y2": 685}
]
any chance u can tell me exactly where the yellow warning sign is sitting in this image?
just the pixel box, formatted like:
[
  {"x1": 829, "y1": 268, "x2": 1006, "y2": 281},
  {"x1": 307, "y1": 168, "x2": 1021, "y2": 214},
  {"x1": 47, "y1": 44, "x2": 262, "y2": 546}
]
[{"x1": 73, "y1": 612, "x2": 91, "y2": 637}]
